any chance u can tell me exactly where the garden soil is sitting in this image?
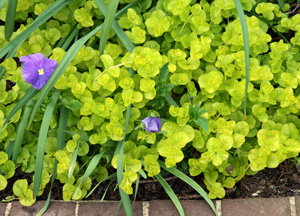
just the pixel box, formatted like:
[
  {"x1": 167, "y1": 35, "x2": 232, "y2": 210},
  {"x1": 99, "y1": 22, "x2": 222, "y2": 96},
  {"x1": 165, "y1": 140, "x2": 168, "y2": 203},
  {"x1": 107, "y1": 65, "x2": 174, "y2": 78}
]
[{"x1": 1, "y1": 159, "x2": 300, "y2": 202}]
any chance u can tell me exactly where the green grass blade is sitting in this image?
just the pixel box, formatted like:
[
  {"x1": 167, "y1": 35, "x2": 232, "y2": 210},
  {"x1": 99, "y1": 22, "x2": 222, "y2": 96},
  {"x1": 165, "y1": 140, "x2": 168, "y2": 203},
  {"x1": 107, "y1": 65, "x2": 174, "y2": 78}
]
[
  {"x1": 94, "y1": 2, "x2": 140, "y2": 213},
  {"x1": 138, "y1": 169, "x2": 147, "y2": 179},
  {"x1": 85, "y1": 173, "x2": 117, "y2": 198},
  {"x1": 233, "y1": 0, "x2": 249, "y2": 120},
  {"x1": 99, "y1": 0, "x2": 119, "y2": 54},
  {"x1": 159, "y1": 160, "x2": 217, "y2": 215},
  {"x1": 0, "y1": 0, "x2": 8, "y2": 11},
  {"x1": 56, "y1": 108, "x2": 69, "y2": 151},
  {"x1": 117, "y1": 105, "x2": 133, "y2": 216},
  {"x1": 5, "y1": 141, "x2": 14, "y2": 159},
  {"x1": 95, "y1": 0, "x2": 137, "y2": 52},
  {"x1": 68, "y1": 138, "x2": 80, "y2": 179},
  {"x1": 61, "y1": 27, "x2": 80, "y2": 50},
  {"x1": 73, "y1": 149, "x2": 113, "y2": 197},
  {"x1": 0, "y1": 87, "x2": 38, "y2": 134},
  {"x1": 100, "y1": 176, "x2": 117, "y2": 201},
  {"x1": 0, "y1": 0, "x2": 73, "y2": 60},
  {"x1": 5, "y1": 0, "x2": 18, "y2": 40},
  {"x1": 12, "y1": 99, "x2": 35, "y2": 163},
  {"x1": 36, "y1": 107, "x2": 69, "y2": 216},
  {"x1": 164, "y1": 92, "x2": 178, "y2": 108},
  {"x1": 116, "y1": 201, "x2": 122, "y2": 216},
  {"x1": 56, "y1": 26, "x2": 79, "y2": 49},
  {"x1": 134, "y1": 174, "x2": 140, "y2": 202},
  {"x1": 36, "y1": 192, "x2": 51, "y2": 216},
  {"x1": 33, "y1": 89, "x2": 61, "y2": 198},
  {"x1": 155, "y1": 174, "x2": 185, "y2": 216}
]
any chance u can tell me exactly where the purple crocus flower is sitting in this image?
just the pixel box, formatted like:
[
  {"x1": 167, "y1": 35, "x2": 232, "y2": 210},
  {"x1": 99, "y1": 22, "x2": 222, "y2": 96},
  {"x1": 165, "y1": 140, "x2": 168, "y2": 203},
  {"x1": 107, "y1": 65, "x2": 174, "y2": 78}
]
[
  {"x1": 20, "y1": 53, "x2": 58, "y2": 90},
  {"x1": 142, "y1": 116, "x2": 161, "y2": 133}
]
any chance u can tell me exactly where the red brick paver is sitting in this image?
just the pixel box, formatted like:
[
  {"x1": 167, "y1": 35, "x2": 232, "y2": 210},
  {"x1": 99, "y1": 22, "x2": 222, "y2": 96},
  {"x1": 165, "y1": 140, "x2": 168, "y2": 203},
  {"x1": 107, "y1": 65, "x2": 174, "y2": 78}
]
[
  {"x1": 295, "y1": 196, "x2": 300, "y2": 216},
  {"x1": 149, "y1": 200, "x2": 216, "y2": 216},
  {"x1": 0, "y1": 202, "x2": 7, "y2": 216},
  {"x1": 78, "y1": 201, "x2": 143, "y2": 216},
  {"x1": 2, "y1": 196, "x2": 299, "y2": 216},
  {"x1": 9, "y1": 201, "x2": 76, "y2": 216},
  {"x1": 222, "y1": 197, "x2": 291, "y2": 216}
]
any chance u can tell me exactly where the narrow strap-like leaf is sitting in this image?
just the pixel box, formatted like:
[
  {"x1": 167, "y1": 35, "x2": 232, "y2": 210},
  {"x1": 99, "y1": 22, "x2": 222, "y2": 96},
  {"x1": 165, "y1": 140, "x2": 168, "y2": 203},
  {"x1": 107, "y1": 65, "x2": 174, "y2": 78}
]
[
  {"x1": 117, "y1": 105, "x2": 133, "y2": 216},
  {"x1": 61, "y1": 27, "x2": 80, "y2": 50},
  {"x1": 85, "y1": 173, "x2": 117, "y2": 198},
  {"x1": 100, "y1": 176, "x2": 117, "y2": 201},
  {"x1": 0, "y1": 0, "x2": 8, "y2": 11},
  {"x1": 159, "y1": 160, "x2": 217, "y2": 216},
  {"x1": 233, "y1": 0, "x2": 250, "y2": 120},
  {"x1": 99, "y1": 0, "x2": 119, "y2": 54},
  {"x1": 155, "y1": 174, "x2": 185, "y2": 216},
  {"x1": 164, "y1": 92, "x2": 178, "y2": 108},
  {"x1": 33, "y1": 89, "x2": 61, "y2": 198},
  {"x1": 134, "y1": 174, "x2": 140, "y2": 202},
  {"x1": 5, "y1": 0, "x2": 18, "y2": 40},
  {"x1": 68, "y1": 138, "x2": 80, "y2": 179},
  {"x1": 95, "y1": 0, "x2": 136, "y2": 52},
  {"x1": 36, "y1": 107, "x2": 69, "y2": 216},
  {"x1": 73, "y1": 149, "x2": 114, "y2": 197},
  {"x1": 12, "y1": 99, "x2": 35, "y2": 163}
]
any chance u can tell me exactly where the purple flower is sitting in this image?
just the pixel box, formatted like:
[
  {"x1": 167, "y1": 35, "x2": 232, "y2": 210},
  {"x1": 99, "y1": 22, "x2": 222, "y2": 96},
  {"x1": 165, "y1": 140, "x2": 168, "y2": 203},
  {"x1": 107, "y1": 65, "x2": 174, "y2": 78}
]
[
  {"x1": 142, "y1": 116, "x2": 161, "y2": 133},
  {"x1": 20, "y1": 53, "x2": 58, "y2": 90}
]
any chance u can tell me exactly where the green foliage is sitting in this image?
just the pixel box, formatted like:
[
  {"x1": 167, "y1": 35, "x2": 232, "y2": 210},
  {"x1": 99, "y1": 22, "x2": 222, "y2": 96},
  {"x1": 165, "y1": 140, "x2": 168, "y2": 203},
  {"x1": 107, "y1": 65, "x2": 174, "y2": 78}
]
[
  {"x1": 13, "y1": 179, "x2": 36, "y2": 206},
  {"x1": 2, "y1": 1, "x2": 300, "y2": 215}
]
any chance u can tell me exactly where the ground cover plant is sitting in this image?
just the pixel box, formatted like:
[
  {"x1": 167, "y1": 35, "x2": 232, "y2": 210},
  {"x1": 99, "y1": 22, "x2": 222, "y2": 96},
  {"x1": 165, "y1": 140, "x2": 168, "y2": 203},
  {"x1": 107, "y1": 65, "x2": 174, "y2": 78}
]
[{"x1": 1, "y1": 0, "x2": 300, "y2": 215}]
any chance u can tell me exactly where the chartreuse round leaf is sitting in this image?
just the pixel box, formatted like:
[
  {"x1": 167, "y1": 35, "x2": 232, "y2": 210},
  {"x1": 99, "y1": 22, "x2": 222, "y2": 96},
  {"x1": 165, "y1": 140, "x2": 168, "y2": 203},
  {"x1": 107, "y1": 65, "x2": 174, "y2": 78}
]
[
  {"x1": 188, "y1": 158, "x2": 207, "y2": 176},
  {"x1": 157, "y1": 139, "x2": 184, "y2": 168},
  {"x1": 257, "y1": 129, "x2": 281, "y2": 151},
  {"x1": 166, "y1": 0, "x2": 191, "y2": 15},
  {"x1": 145, "y1": 10, "x2": 171, "y2": 37},
  {"x1": 13, "y1": 179, "x2": 28, "y2": 197},
  {"x1": 206, "y1": 138, "x2": 229, "y2": 166},
  {"x1": 248, "y1": 148, "x2": 269, "y2": 171},
  {"x1": 0, "y1": 151, "x2": 8, "y2": 165},
  {"x1": 161, "y1": 122, "x2": 180, "y2": 137},
  {"x1": 0, "y1": 175, "x2": 7, "y2": 191},
  {"x1": 19, "y1": 189, "x2": 36, "y2": 207},
  {"x1": 120, "y1": 171, "x2": 137, "y2": 194},
  {"x1": 124, "y1": 158, "x2": 142, "y2": 173},
  {"x1": 208, "y1": 182, "x2": 225, "y2": 199},
  {"x1": 144, "y1": 155, "x2": 160, "y2": 177},
  {"x1": 74, "y1": 7, "x2": 94, "y2": 27},
  {"x1": 1, "y1": 160, "x2": 15, "y2": 179},
  {"x1": 13, "y1": 179, "x2": 36, "y2": 206},
  {"x1": 198, "y1": 71, "x2": 223, "y2": 93}
]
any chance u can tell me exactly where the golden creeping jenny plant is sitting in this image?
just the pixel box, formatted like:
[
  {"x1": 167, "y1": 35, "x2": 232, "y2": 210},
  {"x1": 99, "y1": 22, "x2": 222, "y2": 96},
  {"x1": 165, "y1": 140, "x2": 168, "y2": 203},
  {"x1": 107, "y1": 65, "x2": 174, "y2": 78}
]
[{"x1": 1, "y1": 1, "x2": 300, "y2": 214}]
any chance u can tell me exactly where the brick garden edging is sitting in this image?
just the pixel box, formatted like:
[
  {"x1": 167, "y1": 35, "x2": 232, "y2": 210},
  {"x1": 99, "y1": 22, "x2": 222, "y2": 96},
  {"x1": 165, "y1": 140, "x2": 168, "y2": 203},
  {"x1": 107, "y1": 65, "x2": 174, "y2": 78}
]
[{"x1": 0, "y1": 196, "x2": 299, "y2": 216}]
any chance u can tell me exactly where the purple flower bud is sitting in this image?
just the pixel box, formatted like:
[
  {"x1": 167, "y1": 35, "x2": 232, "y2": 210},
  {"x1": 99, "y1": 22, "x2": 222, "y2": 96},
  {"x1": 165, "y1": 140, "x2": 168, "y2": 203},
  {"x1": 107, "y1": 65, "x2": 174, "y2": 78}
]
[
  {"x1": 20, "y1": 53, "x2": 58, "y2": 90},
  {"x1": 142, "y1": 116, "x2": 161, "y2": 133}
]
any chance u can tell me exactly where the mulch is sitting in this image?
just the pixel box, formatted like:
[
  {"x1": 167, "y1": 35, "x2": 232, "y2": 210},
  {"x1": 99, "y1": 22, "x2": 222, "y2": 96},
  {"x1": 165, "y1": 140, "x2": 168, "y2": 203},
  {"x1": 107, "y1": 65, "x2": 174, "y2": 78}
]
[{"x1": 1, "y1": 159, "x2": 300, "y2": 202}]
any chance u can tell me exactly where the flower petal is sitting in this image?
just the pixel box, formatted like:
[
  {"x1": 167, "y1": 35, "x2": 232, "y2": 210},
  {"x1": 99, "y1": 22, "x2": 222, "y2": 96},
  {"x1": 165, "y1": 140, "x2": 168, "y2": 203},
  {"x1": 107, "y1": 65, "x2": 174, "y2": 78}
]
[
  {"x1": 41, "y1": 58, "x2": 58, "y2": 70},
  {"x1": 142, "y1": 116, "x2": 161, "y2": 133},
  {"x1": 30, "y1": 75, "x2": 49, "y2": 90},
  {"x1": 21, "y1": 62, "x2": 39, "y2": 84},
  {"x1": 20, "y1": 53, "x2": 58, "y2": 90}
]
